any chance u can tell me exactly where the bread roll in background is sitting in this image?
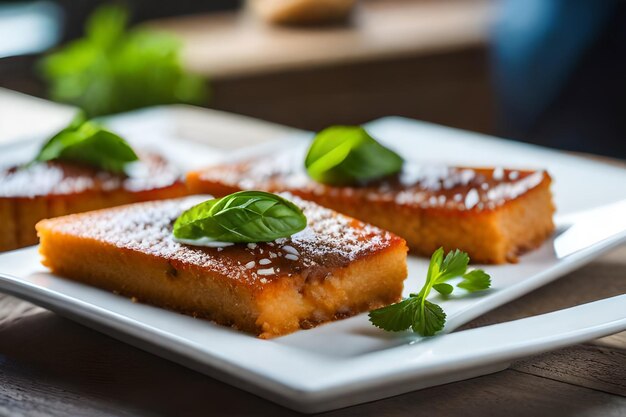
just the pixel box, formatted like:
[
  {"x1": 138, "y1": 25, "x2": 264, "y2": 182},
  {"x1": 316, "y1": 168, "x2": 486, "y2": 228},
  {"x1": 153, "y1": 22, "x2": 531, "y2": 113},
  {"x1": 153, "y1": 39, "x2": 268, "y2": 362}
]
[{"x1": 248, "y1": 0, "x2": 357, "y2": 25}]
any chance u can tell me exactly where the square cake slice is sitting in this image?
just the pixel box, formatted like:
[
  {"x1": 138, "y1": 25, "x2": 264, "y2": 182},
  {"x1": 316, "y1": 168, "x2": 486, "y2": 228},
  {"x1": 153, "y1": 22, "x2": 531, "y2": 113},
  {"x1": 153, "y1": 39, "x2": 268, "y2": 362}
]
[
  {"x1": 36, "y1": 195, "x2": 408, "y2": 338},
  {"x1": 0, "y1": 153, "x2": 187, "y2": 252},
  {"x1": 187, "y1": 150, "x2": 555, "y2": 264}
]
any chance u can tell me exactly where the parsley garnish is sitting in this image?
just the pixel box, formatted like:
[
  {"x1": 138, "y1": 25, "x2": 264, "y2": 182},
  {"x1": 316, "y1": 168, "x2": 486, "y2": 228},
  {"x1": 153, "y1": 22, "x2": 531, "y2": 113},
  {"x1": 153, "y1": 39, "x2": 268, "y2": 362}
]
[{"x1": 369, "y1": 248, "x2": 491, "y2": 336}]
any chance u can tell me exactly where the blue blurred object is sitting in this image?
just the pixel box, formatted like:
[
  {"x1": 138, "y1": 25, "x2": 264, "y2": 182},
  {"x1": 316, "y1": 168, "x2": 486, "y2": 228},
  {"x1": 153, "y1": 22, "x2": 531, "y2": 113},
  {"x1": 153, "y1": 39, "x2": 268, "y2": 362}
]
[
  {"x1": 491, "y1": 0, "x2": 625, "y2": 157},
  {"x1": 0, "y1": 1, "x2": 62, "y2": 58}
]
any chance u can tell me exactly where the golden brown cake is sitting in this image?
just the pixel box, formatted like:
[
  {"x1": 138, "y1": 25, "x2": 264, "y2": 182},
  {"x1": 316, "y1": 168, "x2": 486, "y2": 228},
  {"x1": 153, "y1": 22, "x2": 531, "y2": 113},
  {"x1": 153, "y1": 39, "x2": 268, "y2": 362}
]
[
  {"x1": 187, "y1": 152, "x2": 555, "y2": 263},
  {"x1": 36, "y1": 195, "x2": 408, "y2": 338},
  {"x1": 0, "y1": 153, "x2": 187, "y2": 252}
]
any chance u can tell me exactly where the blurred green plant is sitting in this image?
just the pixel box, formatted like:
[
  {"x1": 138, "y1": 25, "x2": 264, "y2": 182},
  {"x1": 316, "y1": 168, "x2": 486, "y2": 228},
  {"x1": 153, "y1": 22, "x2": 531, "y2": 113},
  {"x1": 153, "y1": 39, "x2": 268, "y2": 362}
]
[{"x1": 40, "y1": 4, "x2": 207, "y2": 117}]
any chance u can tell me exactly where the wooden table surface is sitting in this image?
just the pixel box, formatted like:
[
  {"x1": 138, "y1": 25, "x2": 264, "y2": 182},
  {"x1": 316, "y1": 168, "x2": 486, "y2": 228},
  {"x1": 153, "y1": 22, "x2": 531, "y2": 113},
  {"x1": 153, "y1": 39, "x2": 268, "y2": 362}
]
[
  {"x1": 1, "y1": 93, "x2": 625, "y2": 416},
  {"x1": 150, "y1": 0, "x2": 494, "y2": 79}
]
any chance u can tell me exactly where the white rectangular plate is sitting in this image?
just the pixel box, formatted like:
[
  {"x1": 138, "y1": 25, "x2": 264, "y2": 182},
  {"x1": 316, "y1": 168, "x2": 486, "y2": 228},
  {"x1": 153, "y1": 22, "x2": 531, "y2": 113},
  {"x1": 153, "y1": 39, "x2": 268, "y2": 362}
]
[{"x1": 1, "y1": 107, "x2": 626, "y2": 413}]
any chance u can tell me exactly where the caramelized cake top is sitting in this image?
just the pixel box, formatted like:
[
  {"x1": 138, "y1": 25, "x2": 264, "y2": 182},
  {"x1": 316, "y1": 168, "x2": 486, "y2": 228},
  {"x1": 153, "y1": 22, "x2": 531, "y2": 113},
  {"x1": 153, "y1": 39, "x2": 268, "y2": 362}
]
[
  {"x1": 1, "y1": 153, "x2": 181, "y2": 198},
  {"x1": 194, "y1": 149, "x2": 549, "y2": 212},
  {"x1": 39, "y1": 195, "x2": 405, "y2": 289}
]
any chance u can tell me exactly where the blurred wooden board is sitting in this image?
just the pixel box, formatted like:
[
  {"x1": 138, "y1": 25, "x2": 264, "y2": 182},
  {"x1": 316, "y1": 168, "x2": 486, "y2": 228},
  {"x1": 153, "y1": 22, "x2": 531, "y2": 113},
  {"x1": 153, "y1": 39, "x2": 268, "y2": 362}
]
[
  {"x1": 208, "y1": 46, "x2": 494, "y2": 133},
  {"x1": 149, "y1": 0, "x2": 496, "y2": 133},
  {"x1": 150, "y1": 0, "x2": 495, "y2": 79}
]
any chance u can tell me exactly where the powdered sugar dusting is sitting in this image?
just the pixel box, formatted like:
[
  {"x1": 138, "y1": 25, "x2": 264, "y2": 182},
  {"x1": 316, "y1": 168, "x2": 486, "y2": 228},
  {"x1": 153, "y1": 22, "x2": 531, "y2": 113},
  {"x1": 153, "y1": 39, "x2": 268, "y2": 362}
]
[
  {"x1": 0, "y1": 152, "x2": 181, "y2": 198},
  {"x1": 281, "y1": 245, "x2": 299, "y2": 256},
  {"x1": 197, "y1": 152, "x2": 549, "y2": 213},
  {"x1": 43, "y1": 195, "x2": 401, "y2": 288},
  {"x1": 464, "y1": 188, "x2": 479, "y2": 210}
]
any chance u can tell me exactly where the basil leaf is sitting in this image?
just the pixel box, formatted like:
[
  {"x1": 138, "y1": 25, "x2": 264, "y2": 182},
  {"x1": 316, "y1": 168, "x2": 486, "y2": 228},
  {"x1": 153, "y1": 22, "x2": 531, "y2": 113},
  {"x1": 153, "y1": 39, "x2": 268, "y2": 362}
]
[
  {"x1": 173, "y1": 191, "x2": 307, "y2": 243},
  {"x1": 34, "y1": 113, "x2": 138, "y2": 173},
  {"x1": 305, "y1": 126, "x2": 403, "y2": 185}
]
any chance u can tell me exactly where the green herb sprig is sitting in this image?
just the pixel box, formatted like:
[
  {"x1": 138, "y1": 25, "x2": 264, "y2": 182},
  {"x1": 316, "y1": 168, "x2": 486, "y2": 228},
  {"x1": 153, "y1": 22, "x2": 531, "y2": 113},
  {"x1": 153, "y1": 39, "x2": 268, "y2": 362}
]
[
  {"x1": 173, "y1": 191, "x2": 307, "y2": 244},
  {"x1": 34, "y1": 112, "x2": 138, "y2": 173},
  {"x1": 305, "y1": 126, "x2": 403, "y2": 186},
  {"x1": 40, "y1": 4, "x2": 207, "y2": 117},
  {"x1": 369, "y1": 248, "x2": 491, "y2": 336}
]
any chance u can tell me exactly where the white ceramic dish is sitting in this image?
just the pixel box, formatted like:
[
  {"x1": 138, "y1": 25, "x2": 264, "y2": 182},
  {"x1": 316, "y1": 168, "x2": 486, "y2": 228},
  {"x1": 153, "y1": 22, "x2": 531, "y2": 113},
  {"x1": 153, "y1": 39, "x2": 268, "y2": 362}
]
[{"x1": 1, "y1": 107, "x2": 626, "y2": 413}]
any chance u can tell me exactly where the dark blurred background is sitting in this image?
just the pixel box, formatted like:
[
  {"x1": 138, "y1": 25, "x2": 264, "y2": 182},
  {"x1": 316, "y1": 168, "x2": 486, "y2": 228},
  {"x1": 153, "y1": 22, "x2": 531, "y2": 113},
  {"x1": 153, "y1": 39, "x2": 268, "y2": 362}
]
[{"x1": 1, "y1": 0, "x2": 624, "y2": 158}]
